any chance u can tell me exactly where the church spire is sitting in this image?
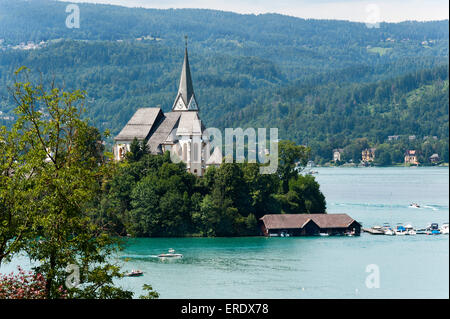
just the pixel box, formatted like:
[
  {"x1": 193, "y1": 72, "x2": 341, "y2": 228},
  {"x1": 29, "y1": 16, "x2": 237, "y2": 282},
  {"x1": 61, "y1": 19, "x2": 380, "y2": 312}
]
[{"x1": 172, "y1": 36, "x2": 198, "y2": 111}]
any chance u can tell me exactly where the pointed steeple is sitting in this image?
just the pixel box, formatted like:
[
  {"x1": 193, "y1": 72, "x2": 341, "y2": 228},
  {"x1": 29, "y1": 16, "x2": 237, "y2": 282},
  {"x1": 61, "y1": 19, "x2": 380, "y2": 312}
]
[{"x1": 172, "y1": 36, "x2": 198, "y2": 111}]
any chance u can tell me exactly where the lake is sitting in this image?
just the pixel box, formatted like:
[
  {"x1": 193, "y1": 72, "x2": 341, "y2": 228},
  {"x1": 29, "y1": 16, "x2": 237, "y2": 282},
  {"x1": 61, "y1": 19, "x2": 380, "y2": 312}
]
[{"x1": 2, "y1": 167, "x2": 449, "y2": 298}]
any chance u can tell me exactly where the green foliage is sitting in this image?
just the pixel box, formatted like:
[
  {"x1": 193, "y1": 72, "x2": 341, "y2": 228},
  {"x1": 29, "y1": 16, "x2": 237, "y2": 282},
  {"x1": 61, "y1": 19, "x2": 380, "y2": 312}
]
[
  {"x1": 0, "y1": 2, "x2": 448, "y2": 161},
  {"x1": 98, "y1": 140, "x2": 325, "y2": 237},
  {"x1": 139, "y1": 284, "x2": 159, "y2": 299},
  {"x1": 277, "y1": 140, "x2": 310, "y2": 193},
  {"x1": 341, "y1": 138, "x2": 370, "y2": 163},
  {"x1": 1, "y1": 71, "x2": 134, "y2": 298},
  {"x1": 280, "y1": 176, "x2": 327, "y2": 214},
  {"x1": 125, "y1": 137, "x2": 149, "y2": 162}
]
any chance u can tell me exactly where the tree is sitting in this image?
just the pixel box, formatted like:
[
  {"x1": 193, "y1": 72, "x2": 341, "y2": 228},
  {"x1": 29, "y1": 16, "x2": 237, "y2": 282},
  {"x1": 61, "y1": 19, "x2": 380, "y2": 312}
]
[
  {"x1": 7, "y1": 69, "x2": 133, "y2": 299},
  {"x1": 342, "y1": 138, "x2": 369, "y2": 163},
  {"x1": 125, "y1": 137, "x2": 149, "y2": 162},
  {"x1": 242, "y1": 163, "x2": 280, "y2": 219},
  {"x1": 281, "y1": 175, "x2": 326, "y2": 214},
  {"x1": 0, "y1": 125, "x2": 34, "y2": 266},
  {"x1": 277, "y1": 140, "x2": 310, "y2": 193}
]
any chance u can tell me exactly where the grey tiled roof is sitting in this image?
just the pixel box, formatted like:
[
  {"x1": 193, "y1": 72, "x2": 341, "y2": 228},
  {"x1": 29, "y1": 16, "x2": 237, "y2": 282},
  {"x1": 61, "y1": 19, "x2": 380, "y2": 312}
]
[
  {"x1": 147, "y1": 112, "x2": 181, "y2": 154},
  {"x1": 176, "y1": 111, "x2": 202, "y2": 136},
  {"x1": 114, "y1": 108, "x2": 162, "y2": 141}
]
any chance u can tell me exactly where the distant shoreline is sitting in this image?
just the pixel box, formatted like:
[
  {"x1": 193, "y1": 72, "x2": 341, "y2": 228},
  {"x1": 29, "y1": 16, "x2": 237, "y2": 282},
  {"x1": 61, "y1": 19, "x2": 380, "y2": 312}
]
[{"x1": 312, "y1": 163, "x2": 449, "y2": 168}]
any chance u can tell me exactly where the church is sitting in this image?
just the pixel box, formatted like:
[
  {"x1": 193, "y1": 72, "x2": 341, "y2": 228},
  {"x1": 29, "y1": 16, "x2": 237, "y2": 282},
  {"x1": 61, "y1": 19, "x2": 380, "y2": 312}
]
[{"x1": 113, "y1": 42, "x2": 222, "y2": 176}]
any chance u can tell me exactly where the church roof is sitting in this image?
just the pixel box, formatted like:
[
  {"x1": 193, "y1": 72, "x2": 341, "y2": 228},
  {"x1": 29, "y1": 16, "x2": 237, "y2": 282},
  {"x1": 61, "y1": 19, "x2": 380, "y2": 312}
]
[
  {"x1": 176, "y1": 111, "x2": 203, "y2": 136},
  {"x1": 114, "y1": 108, "x2": 162, "y2": 141},
  {"x1": 147, "y1": 112, "x2": 181, "y2": 154}
]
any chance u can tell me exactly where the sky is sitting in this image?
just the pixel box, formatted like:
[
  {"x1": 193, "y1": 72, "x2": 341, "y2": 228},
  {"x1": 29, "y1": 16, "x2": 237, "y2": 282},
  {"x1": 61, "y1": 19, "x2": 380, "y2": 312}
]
[{"x1": 58, "y1": 0, "x2": 449, "y2": 22}]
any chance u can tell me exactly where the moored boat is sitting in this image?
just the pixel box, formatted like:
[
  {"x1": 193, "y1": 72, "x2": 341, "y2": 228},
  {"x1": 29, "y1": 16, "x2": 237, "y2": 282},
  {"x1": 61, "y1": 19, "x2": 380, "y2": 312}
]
[
  {"x1": 382, "y1": 223, "x2": 395, "y2": 236},
  {"x1": 394, "y1": 224, "x2": 407, "y2": 235},
  {"x1": 440, "y1": 223, "x2": 449, "y2": 235},
  {"x1": 426, "y1": 223, "x2": 441, "y2": 235},
  {"x1": 405, "y1": 224, "x2": 416, "y2": 235}
]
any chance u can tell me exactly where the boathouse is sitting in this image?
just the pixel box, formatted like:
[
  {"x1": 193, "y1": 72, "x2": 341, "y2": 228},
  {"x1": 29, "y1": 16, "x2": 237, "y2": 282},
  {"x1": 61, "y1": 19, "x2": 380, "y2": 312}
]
[{"x1": 259, "y1": 214, "x2": 361, "y2": 236}]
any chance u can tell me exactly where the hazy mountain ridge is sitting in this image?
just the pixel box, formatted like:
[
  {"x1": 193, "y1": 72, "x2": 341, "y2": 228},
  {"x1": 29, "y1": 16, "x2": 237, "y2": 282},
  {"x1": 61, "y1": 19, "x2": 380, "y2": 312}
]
[{"x1": 0, "y1": 0, "x2": 448, "y2": 162}]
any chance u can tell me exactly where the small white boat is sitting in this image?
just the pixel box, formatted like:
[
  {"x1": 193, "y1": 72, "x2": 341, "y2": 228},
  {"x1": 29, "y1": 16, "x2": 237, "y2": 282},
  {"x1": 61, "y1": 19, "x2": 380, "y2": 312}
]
[
  {"x1": 405, "y1": 224, "x2": 416, "y2": 235},
  {"x1": 158, "y1": 248, "x2": 183, "y2": 259},
  {"x1": 344, "y1": 230, "x2": 355, "y2": 237},
  {"x1": 371, "y1": 226, "x2": 385, "y2": 235},
  {"x1": 440, "y1": 223, "x2": 449, "y2": 235},
  {"x1": 409, "y1": 203, "x2": 420, "y2": 208},
  {"x1": 319, "y1": 232, "x2": 329, "y2": 236},
  {"x1": 394, "y1": 224, "x2": 407, "y2": 235},
  {"x1": 382, "y1": 223, "x2": 395, "y2": 236},
  {"x1": 125, "y1": 269, "x2": 144, "y2": 277}
]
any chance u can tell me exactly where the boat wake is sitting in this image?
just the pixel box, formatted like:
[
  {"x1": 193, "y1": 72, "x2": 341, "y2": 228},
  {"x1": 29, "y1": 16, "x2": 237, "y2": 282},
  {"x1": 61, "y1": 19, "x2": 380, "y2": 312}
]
[
  {"x1": 120, "y1": 254, "x2": 160, "y2": 260},
  {"x1": 422, "y1": 205, "x2": 440, "y2": 211},
  {"x1": 333, "y1": 202, "x2": 447, "y2": 211}
]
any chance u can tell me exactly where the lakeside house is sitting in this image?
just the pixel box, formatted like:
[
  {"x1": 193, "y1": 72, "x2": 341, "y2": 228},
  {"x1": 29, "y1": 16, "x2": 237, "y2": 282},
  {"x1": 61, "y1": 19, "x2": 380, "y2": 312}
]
[
  {"x1": 332, "y1": 148, "x2": 343, "y2": 162},
  {"x1": 404, "y1": 150, "x2": 419, "y2": 165},
  {"x1": 388, "y1": 135, "x2": 399, "y2": 141},
  {"x1": 429, "y1": 153, "x2": 440, "y2": 163},
  {"x1": 259, "y1": 214, "x2": 361, "y2": 236},
  {"x1": 361, "y1": 148, "x2": 376, "y2": 163}
]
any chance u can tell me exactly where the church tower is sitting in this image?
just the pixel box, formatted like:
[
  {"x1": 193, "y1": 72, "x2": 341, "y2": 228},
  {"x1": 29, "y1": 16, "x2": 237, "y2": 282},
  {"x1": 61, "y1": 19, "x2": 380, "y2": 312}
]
[
  {"x1": 172, "y1": 36, "x2": 199, "y2": 112},
  {"x1": 114, "y1": 36, "x2": 222, "y2": 176},
  {"x1": 171, "y1": 36, "x2": 208, "y2": 176}
]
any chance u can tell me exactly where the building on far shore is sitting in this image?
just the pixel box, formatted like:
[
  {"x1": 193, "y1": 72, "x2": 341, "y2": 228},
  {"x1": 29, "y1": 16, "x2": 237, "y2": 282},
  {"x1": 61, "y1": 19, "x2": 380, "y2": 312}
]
[
  {"x1": 388, "y1": 135, "x2": 399, "y2": 141},
  {"x1": 259, "y1": 214, "x2": 361, "y2": 237},
  {"x1": 361, "y1": 148, "x2": 376, "y2": 163},
  {"x1": 404, "y1": 150, "x2": 419, "y2": 165},
  {"x1": 332, "y1": 148, "x2": 343, "y2": 162},
  {"x1": 429, "y1": 153, "x2": 440, "y2": 163}
]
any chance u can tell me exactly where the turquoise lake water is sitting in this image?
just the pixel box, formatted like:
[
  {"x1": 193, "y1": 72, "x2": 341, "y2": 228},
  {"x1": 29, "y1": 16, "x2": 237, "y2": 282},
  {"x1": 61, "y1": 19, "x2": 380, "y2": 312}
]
[{"x1": 2, "y1": 167, "x2": 448, "y2": 298}]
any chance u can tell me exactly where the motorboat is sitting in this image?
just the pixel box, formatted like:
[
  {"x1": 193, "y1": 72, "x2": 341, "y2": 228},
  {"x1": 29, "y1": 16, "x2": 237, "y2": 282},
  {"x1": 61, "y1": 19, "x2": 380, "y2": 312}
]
[
  {"x1": 158, "y1": 248, "x2": 183, "y2": 258},
  {"x1": 344, "y1": 230, "x2": 355, "y2": 237},
  {"x1": 125, "y1": 269, "x2": 144, "y2": 277},
  {"x1": 404, "y1": 224, "x2": 416, "y2": 235},
  {"x1": 409, "y1": 203, "x2": 420, "y2": 208},
  {"x1": 319, "y1": 232, "x2": 329, "y2": 236},
  {"x1": 426, "y1": 223, "x2": 441, "y2": 235},
  {"x1": 362, "y1": 226, "x2": 384, "y2": 235},
  {"x1": 382, "y1": 223, "x2": 395, "y2": 236},
  {"x1": 440, "y1": 223, "x2": 449, "y2": 235},
  {"x1": 394, "y1": 224, "x2": 407, "y2": 235}
]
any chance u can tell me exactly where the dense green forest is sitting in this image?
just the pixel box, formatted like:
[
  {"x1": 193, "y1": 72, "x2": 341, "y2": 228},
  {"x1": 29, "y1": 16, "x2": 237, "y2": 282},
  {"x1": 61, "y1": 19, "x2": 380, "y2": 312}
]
[
  {"x1": 0, "y1": 0, "x2": 448, "y2": 163},
  {"x1": 94, "y1": 139, "x2": 325, "y2": 237}
]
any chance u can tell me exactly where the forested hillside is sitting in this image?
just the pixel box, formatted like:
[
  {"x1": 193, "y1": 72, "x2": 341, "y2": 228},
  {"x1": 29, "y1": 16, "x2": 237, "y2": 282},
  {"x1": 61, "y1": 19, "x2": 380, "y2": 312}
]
[{"x1": 0, "y1": 0, "x2": 448, "y2": 163}]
